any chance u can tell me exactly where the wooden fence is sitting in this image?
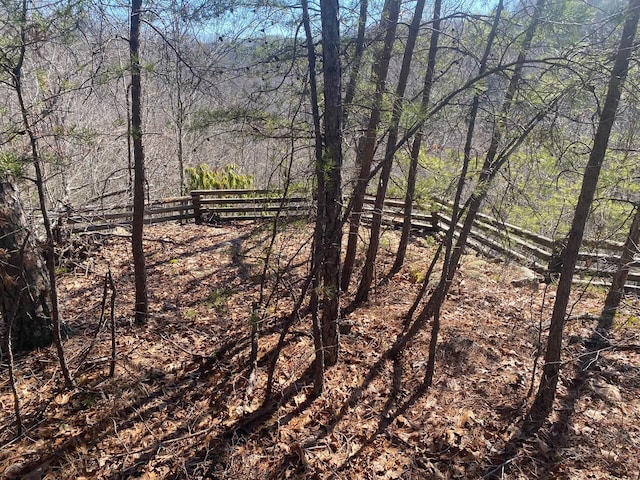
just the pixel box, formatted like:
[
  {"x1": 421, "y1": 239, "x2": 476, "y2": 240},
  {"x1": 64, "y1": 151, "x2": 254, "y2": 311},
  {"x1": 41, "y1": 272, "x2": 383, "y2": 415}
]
[
  {"x1": 52, "y1": 189, "x2": 639, "y2": 287},
  {"x1": 428, "y1": 198, "x2": 640, "y2": 286},
  {"x1": 56, "y1": 196, "x2": 194, "y2": 234},
  {"x1": 190, "y1": 189, "x2": 311, "y2": 223}
]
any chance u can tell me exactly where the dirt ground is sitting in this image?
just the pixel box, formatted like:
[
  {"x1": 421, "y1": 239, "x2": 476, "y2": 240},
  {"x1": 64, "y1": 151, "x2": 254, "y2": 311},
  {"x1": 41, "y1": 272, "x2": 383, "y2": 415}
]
[{"x1": 1, "y1": 221, "x2": 639, "y2": 479}]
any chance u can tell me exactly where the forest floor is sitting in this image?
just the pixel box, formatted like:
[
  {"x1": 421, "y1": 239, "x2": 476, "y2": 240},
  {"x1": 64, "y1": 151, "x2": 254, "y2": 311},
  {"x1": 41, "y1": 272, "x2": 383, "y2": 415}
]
[{"x1": 1, "y1": 221, "x2": 640, "y2": 479}]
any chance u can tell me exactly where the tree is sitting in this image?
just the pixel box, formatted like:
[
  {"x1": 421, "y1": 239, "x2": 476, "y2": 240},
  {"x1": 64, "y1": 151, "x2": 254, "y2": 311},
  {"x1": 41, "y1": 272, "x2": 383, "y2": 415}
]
[
  {"x1": 341, "y1": 0, "x2": 401, "y2": 292},
  {"x1": 416, "y1": 0, "x2": 507, "y2": 387},
  {"x1": 342, "y1": 0, "x2": 368, "y2": 124},
  {"x1": 354, "y1": 0, "x2": 432, "y2": 303},
  {"x1": 600, "y1": 202, "x2": 640, "y2": 325},
  {"x1": 0, "y1": 0, "x2": 74, "y2": 385},
  {"x1": 130, "y1": 0, "x2": 149, "y2": 324},
  {"x1": 0, "y1": 177, "x2": 53, "y2": 351},
  {"x1": 302, "y1": 0, "x2": 328, "y2": 393},
  {"x1": 391, "y1": 0, "x2": 442, "y2": 274},
  {"x1": 388, "y1": 0, "x2": 555, "y2": 389},
  {"x1": 317, "y1": 0, "x2": 343, "y2": 369},
  {"x1": 528, "y1": 0, "x2": 640, "y2": 428}
]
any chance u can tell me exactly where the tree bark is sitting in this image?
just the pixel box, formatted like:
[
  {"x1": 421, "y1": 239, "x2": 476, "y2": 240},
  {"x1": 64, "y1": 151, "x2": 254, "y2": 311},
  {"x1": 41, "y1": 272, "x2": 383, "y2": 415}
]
[
  {"x1": 0, "y1": 177, "x2": 53, "y2": 351},
  {"x1": 319, "y1": 0, "x2": 343, "y2": 367},
  {"x1": 342, "y1": 0, "x2": 368, "y2": 124},
  {"x1": 302, "y1": 0, "x2": 326, "y2": 393},
  {"x1": 341, "y1": 0, "x2": 401, "y2": 293},
  {"x1": 529, "y1": 0, "x2": 640, "y2": 427},
  {"x1": 601, "y1": 204, "x2": 640, "y2": 326},
  {"x1": 8, "y1": 0, "x2": 73, "y2": 386},
  {"x1": 354, "y1": 0, "x2": 428, "y2": 303},
  {"x1": 130, "y1": 0, "x2": 149, "y2": 324},
  {"x1": 392, "y1": 0, "x2": 442, "y2": 274}
]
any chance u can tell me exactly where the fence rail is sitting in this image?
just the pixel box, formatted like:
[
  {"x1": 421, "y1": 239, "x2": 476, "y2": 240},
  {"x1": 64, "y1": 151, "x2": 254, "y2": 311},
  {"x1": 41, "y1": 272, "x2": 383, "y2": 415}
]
[
  {"x1": 190, "y1": 189, "x2": 311, "y2": 223},
  {"x1": 427, "y1": 198, "x2": 640, "y2": 287},
  {"x1": 52, "y1": 189, "x2": 639, "y2": 288},
  {"x1": 55, "y1": 196, "x2": 194, "y2": 233}
]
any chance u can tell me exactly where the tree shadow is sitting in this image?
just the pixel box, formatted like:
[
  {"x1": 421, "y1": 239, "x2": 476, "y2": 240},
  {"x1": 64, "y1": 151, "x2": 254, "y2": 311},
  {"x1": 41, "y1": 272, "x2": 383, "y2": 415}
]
[
  {"x1": 183, "y1": 364, "x2": 317, "y2": 479},
  {"x1": 485, "y1": 314, "x2": 617, "y2": 479}
]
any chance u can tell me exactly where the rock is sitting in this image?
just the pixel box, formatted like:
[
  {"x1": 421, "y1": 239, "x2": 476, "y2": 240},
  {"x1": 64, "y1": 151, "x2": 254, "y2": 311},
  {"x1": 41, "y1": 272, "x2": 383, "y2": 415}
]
[
  {"x1": 589, "y1": 377, "x2": 623, "y2": 403},
  {"x1": 510, "y1": 267, "x2": 541, "y2": 289}
]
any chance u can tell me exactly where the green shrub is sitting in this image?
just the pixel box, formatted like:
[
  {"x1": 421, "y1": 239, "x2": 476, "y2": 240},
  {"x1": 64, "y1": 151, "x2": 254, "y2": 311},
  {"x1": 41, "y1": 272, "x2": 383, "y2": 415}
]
[{"x1": 185, "y1": 163, "x2": 254, "y2": 192}]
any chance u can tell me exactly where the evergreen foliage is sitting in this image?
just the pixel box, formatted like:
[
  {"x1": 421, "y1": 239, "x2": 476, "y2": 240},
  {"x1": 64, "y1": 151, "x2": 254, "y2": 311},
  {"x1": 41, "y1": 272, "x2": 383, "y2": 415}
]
[{"x1": 185, "y1": 163, "x2": 254, "y2": 191}]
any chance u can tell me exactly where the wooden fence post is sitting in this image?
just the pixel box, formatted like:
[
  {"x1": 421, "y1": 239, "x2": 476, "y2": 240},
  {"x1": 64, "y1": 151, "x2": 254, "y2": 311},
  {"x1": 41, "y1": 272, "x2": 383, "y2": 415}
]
[
  {"x1": 546, "y1": 239, "x2": 566, "y2": 283},
  {"x1": 431, "y1": 211, "x2": 440, "y2": 231},
  {"x1": 191, "y1": 191, "x2": 202, "y2": 224}
]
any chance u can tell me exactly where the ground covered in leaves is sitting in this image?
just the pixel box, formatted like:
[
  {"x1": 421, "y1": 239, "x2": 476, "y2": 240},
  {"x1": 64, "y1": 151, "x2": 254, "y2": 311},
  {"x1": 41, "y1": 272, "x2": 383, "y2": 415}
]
[{"x1": 1, "y1": 221, "x2": 640, "y2": 479}]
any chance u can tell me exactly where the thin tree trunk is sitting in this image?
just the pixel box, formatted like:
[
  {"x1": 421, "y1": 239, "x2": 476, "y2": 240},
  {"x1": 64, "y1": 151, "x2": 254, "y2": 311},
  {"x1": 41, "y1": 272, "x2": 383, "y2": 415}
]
[
  {"x1": 442, "y1": 0, "x2": 547, "y2": 283},
  {"x1": 343, "y1": 0, "x2": 368, "y2": 124},
  {"x1": 108, "y1": 270, "x2": 117, "y2": 377},
  {"x1": 600, "y1": 203, "x2": 640, "y2": 327},
  {"x1": 126, "y1": 82, "x2": 133, "y2": 199},
  {"x1": 354, "y1": 0, "x2": 429, "y2": 303},
  {"x1": 341, "y1": 0, "x2": 401, "y2": 293},
  {"x1": 421, "y1": 0, "x2": 506, "y2": 385},
  {"x1": 395, "y1": 0, "x2": 551, "y2": 383},
  {"x1": 130, "y1": 0, "x2": 148, "y2": 324},
  {"x1": 319, "y1": 0, "x2": 343, "y2": 367},
  {"x1": 302, "y1": 0, "x2": 325, "y2": 393},
  {"x1": 529, "y1": 0, "x2": 640, "y2": 427},
  {"x1": 392, "y1": 0, "x2": 442, "y2": 274},
  {"x1": 9, "y1": 0, "x2": 73, "y2": 387},
  {"x1": 175, "y1": 55, "x2": 185, "y2": 196}
]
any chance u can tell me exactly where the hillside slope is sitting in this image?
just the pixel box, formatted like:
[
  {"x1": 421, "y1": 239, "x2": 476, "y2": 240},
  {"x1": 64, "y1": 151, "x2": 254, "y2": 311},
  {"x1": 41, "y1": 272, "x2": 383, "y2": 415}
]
[{"x1": 1, "y1": 223, "x2": 639, "y2": 479}]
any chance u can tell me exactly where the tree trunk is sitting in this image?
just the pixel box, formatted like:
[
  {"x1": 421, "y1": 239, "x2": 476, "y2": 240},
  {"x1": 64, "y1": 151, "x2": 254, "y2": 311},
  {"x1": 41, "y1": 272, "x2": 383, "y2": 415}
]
[
  {"x1": 319, "y1": 0, "x2": 343, "y2": 367},
  {"x1": 392, "y1": 0, "x2": 442, "y2": 274},
  {"x1": 342, "y1": 0, "x2": 368, "y2": 125},
  {"x1": 529, "y1": 0, "x2": 640, "y2": 427},
  {"x1": 420, "y1": 0, "x2": 506, "y2": 385},
  {"x1": 130, "y1": 0, "x2": 148, "y2": 324},
  {"x1": 0, "y1": 177, "x2": 53, "y2": 351},
  {"x1": 601, "y1": 203, "x2": 640, "y2": 327},
  {"x1": 394, "y1": 0, "x2": 551, "y2": 385},
  {"x1": 302, "y1": 0, "x2": 326, "y2": 393},
  {"x1": 9, "y1": 0, "x2": 73, "y2": 386},
  {"x1": 354, "y1": 0, "x2": 428, "y2": 303},
  {"x1": 341, "y1": 0, "x2": 401, "y2": 293}
]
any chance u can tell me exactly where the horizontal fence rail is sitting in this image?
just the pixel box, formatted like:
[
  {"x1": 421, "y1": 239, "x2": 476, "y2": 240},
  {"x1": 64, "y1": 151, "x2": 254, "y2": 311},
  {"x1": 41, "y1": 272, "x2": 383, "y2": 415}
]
[
  {"x1": 49, "y1": 189, "x2": 640, "y2": 289},
  {"x1": 54, "y1": 196, "x2": 194, "y2": 234},
  {"x1": 427, "y1": 197, "x2": 640, "y2": 288},
  {"x1": 190, "y1": 189, "x2": 311, "y2": 223}
]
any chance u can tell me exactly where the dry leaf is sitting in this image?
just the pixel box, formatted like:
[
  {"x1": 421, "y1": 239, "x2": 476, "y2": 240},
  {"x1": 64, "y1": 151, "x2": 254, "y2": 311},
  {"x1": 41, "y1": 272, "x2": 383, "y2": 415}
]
[
  {"x1": 54, "y1": 392, "x2": 73, "y2": 405},
  {"x1": 458, "y1": 409, "x2": 475, "y2": 427}
]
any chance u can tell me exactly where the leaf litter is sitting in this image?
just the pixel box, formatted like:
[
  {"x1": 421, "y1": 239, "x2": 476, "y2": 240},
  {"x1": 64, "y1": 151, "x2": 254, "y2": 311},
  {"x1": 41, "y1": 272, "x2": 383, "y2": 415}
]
[{"x1": 0, "y1": 222, "x2": 639, "y2": 479}]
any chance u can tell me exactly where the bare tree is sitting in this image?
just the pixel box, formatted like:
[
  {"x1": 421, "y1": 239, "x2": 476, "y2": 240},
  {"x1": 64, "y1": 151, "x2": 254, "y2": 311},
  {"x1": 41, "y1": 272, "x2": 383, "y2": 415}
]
[
  {"x1": 318, "y1": 0, "x2": 343, "y2": 369},
  {"x1": 342, "y1": 0, "x2": 369, "y2": 124},
  {"x1": 341, "y1": 0, "x2": 401, "y2": 292},
  {"x1": 354, "y1": 0, "x2": 430, "y2": 303},
  {"x1": 130, "y1": 0, "x2": 149, "y2": 324},
  {"x1": 0, "y1": 0, "x2": 75, "y2": 386},
  {"x1": 528, "y1": 0, "x2": 640, "y2": 428},
  {"x1": 391, "y1": 0, "x2": 442, "y2": 274},
  {"x1": 298, "y1": 0, "x2": 327, "y2": 393}
]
